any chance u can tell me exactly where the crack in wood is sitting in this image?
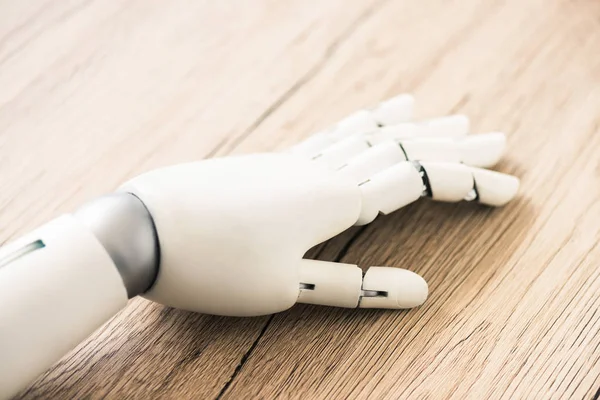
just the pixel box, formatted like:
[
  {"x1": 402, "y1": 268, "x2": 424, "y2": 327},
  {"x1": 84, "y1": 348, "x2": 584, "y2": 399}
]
[
  {"x1": 215, "y1": 315, "x2": 275, "y2": 400},
  {"x1": 211, "y1": 2, "x2": 387, "y2": 397}
]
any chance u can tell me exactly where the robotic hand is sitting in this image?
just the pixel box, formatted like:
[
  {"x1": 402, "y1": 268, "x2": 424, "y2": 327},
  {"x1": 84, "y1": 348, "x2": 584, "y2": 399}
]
[{"x1": 0, "y1": 94, "x2": 519, "y2": 399}]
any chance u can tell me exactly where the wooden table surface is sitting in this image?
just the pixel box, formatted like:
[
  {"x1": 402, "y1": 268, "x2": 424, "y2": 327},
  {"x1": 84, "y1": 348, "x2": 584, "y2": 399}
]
[{"x1": 2, "y1": 1, "x2": 600, "y2": 399}]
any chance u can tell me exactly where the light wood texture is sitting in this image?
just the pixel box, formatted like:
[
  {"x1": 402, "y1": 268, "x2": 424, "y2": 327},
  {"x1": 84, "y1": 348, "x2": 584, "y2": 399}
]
[{"x1": 2, "y1": 0, "x2": 600, "y2": 398}]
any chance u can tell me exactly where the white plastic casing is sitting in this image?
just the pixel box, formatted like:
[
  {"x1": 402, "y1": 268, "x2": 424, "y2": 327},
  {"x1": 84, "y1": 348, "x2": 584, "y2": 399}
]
[
  {"x1": 457, "y1": 132, "x2": 506, "y2": 167},
  {"x1": 298, "y1": 260, "x2": 362, "y2": 308},
  {"x1": 370, "y1": 94, "x2": 415, "y2": 126},
  {"x1": 0, "y1": 216, "x2": 128, "y2": 400},
  {"x1": 329, "y1": 94, "x2": 415, "y2": 140},
  {"x1": 340, "y1": 142, "x2": 407, "y2": 183},
  {"x1": 291, "y1": 94, "x2": 414, "y2": 156},
  {"x1": 420, "y1": 162, "x2": 520, "y2": 206},
  {"x1": 296, "y1": 260, "x2": 429, "y2": 309},
  {"x1": 356, "y1": 162, "x2": 424, "y2": 225},
  {"x1": 471, "y1": 168, "x2": 520, "y2": 206},
  {"x1": 330, "y1": 110, "x2": 379, "y2": 140},
  {"x1": 360, "y1": 267, "x2": 428, "y2": 309},
  {"x1": 289, "y1": 134, "x2": 336, "y2": 158},
  {"x1": 417, "y1": 114, "x2": 470, "y2": 137},
  {"x1": 313, "y1": 136, "x2": 371, "y2": 169},
  {"x1": 421, "y1": 162, "x2": 474, "y2": 202},
  {"x1": 122, "y1": 153, "x2": 362, "y2": 317},
  {"x1": 400, "y1": 138, "x2": 460, "y2": 163},
  {"x1": 398, "y1": 132, "x2": 506, "y2": 168},
  {"x1": 368, "y1": 114, "x2": 470, "y2": 144}
]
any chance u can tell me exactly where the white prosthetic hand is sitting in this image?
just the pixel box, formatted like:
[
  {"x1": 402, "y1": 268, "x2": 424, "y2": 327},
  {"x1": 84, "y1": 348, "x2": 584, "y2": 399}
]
[{"x1": 0, "y1": 94, "x2": 519, "y2": 399}]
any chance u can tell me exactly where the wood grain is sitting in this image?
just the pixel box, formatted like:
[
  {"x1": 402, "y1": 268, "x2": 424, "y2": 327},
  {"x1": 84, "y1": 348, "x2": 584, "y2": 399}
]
[{"x1": 1, "y1": 0, "x2": 600, "y2": 399}]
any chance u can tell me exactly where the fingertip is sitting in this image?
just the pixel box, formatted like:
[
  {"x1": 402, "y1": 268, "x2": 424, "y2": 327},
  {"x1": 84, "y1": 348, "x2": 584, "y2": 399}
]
[
  {"x1": 395, "y1": 269, "x2": 429, "y2": 308},
  {"x1": 472, "y1": 168, "x2": 520, "y2": 206},
  {"x1": 460, "y1": 132, "x2": 507, "y2": 168},
  {"x1": 360, "y1": 267, "x2": 429, "y2": 309},
  {"x1": 419, "y1": 114, "x2": 470, "y2": 137},
  {"x1": 372, "y1": 94, "x2": 415, "y2": 125}
]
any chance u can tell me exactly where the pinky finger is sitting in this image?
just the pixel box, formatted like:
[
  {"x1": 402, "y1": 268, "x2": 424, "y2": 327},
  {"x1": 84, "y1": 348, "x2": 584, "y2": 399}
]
[{"x1": 289, "y1": 94, "x2": 415, "y2": 156}]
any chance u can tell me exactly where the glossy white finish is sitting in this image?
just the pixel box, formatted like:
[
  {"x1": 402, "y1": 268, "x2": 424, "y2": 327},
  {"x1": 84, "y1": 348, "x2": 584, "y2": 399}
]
[
  {"x1": 472, "y1": 167, "x2": 520, "y2": 206},
  {"x1": 420, "y1": 161, "x2": 519, "y2": 206},
  {"x1": 370, "y1": 94, "x2": 415, "y2": 125},
  {"x1": 121, "y1": 146, "x2": 518, "y2": 317},
  {"x1": 400, "y1": 137, "x2": 460, "y2": 163},
  {"x1": 122, "y1": 154, "x2": 362, "y2": 317},
  {"x1": 400, "y1": 133, "x2": 505, "y2": 167},
  {"x1": 330, "y1": 110, "x2": 379, "y2": 139},
  {"x1": 289, "y1": 133, "x2": 336, "y2": 158},
  {"x1": 313, "y1": 131, "x2": 506, "y2": 171},
  {"x1": 417, "y1": 114, "x2": 470, "y2": 137},
  {"x1": 356, "y1": 162, "x2": 424, "y2": 226},
  {"x1": 0, "y1": 216, "x2": 128, "y2": 400},
  {"x1": 459, "y1": 132, "x2": 506, "y2": 168},
  {"x1": 290, "y1": 93, "x2": 415, "y2": 156},
  {"x1": 368, "y1": 114, "x2": 470, "y2": 144},
  {"x1": 340, "y1": 141, "x2": 407, "y2": 183},
  {"x1": 329, "y1": 94, "x2": 415, "y2": 139},
  {"x1": 297, "y1": 259, "x2": 429, "y2": 309},
  {"x1": 297, "y1": 260, "x2": 363, "y2": 308},
  {"x1": 420, "y1": 161, "x2": 476, "y2": 202},
  {"x1": 360, "y1": 267, "x2": 428, "y2": 309},
  {"x1": 121, "y1": 152, "x2": 447, "y2": 317},
  {"x1": 0, "y1": 93, "x2": 522, "y2": 396},
  {"x1": 313, "y1": 135, "x2": 372, "y2": 169}
]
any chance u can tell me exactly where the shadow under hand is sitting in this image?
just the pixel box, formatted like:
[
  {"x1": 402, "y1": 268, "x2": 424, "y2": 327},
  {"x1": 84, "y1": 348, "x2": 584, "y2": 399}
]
[
  {"x1": 193, "y1": 196, "x2": 538, "y2": 397},
  {"x1": 193, "y1": 195, "x2": 537, "y2": 396},
  {"x1": 19, "y1": 195, "x2": 536, "y2": 400}
]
